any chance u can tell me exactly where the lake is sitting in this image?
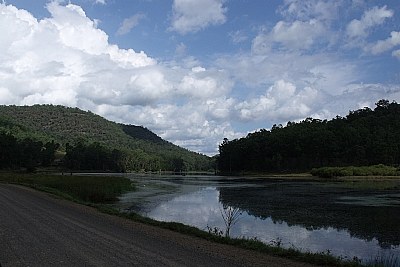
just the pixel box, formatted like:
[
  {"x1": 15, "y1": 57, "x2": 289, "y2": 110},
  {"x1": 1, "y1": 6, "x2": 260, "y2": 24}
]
[{"x1": 116, "y1": 174, "x2": 400, "y2": 263}]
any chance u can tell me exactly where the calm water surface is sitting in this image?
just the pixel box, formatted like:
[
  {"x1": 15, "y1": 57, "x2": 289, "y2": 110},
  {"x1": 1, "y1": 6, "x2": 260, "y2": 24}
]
[{"x1": 117, "y1": 175, "x2": 400, "y2": 262}]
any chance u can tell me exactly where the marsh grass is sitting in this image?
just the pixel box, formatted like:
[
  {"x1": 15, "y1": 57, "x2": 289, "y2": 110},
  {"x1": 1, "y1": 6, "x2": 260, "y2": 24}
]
[{"x1": 0, "y1": 172, "x2": 134, "y2": 203}]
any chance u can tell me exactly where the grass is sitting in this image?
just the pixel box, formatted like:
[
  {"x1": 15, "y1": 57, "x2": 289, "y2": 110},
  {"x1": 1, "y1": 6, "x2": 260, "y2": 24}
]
[
  {"x1": 311, "y1": 165, "x2": 400, "y2": 179},
  {"x1": 0, "y1": 172, "x2": 379, "y2": 267},
  {"x1": 0, "y1": 172, "x2": 134, "y2": 203}
]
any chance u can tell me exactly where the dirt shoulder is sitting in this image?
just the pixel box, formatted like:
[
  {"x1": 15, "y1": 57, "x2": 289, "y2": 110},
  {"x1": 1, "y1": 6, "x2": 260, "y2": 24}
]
[{"x1": 0, "y1": 184, "x2": 317, "y2": 267}]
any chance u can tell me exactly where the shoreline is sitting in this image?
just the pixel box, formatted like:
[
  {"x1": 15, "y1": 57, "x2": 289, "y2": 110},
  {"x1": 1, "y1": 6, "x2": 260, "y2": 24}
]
[
  {"x1": 1, "y1": 172, "x2": 398, "y2": 267},
  {"x1": 2, "y1": 183, "x2": 319, "y2": 267},
  {"x1": 0, "y1": 173, "x2": 364, "y2": 267}
]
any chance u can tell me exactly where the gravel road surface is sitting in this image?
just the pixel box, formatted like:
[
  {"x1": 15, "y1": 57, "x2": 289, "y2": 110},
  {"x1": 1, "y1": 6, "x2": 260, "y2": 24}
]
[{"x1": 0, "y1": 184, "x2": 316, "y2": 266}]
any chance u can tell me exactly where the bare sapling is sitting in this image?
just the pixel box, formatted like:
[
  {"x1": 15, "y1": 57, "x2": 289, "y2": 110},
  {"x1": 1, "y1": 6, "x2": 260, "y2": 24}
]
[{"x1": 220, "y1": 205, "x2": 242, "y2": 237}]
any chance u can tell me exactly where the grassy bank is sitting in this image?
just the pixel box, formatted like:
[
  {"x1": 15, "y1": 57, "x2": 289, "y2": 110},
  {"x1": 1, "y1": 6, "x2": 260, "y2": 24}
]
[
  {"x1": 311, "y1": 165, "x2": 400, "y2": 179},
  {"x1": 0, "y1": 172, "x2": 134, "y2": 203},
  {"x1": 0, "y1": 172, "x2": 370, "y2": 267}
]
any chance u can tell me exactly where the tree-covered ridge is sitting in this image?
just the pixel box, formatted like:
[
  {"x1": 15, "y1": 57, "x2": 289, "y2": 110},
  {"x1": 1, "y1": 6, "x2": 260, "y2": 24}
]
[
  {"x1": 218, "y1": 100, "x2": 400, "y2": 173},
  {"x1": 121, "y1": 124, "x2": 165, "y2": 144},
  {"x1": 0, "y1": 105, "x2": 131, "y2": 145},
  {"x1": 0, "y1": 104, "x2": 212, "y2": 172}
]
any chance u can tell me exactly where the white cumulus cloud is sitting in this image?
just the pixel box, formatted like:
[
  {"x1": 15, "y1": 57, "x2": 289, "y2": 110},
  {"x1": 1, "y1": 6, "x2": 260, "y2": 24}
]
[
  {"x1": 0, "y1": 2, "x2": 158, "y2": 107},
  {"x1": 369, "y1": 31, "x2": 400, "y2": 55},
  {"x1": 392, "y1": 49, "x2": 400, "y2": 60},
  {"x1": 280, "y1": 0, "x2": 341, "y2": 21},
  {"x1": 229, "y1": 30, "x2": 248, "y2": 44},
  {"x1": 346, "y1": 5, "x2": 393, "y2": 39},
  {"x1": 0, "y1": 2, "x2": 239, "y2": 155},
  {"x1": 178, "y1": 67, "x2": 232, "y2": 99},
  {"x1": 270, "y1": 19, "x2": 327, "y2": 50},
  {"x1": 116, "y1": 13, "x2": 146, "y2": 36},
  {"x1": 170, "y1": 0, "x2": 227, "y2": 34},
  {"x1": 235, "y1": 80, "x2": 318, "y2": 122},
  {"x1": 252, "y1": 0, "x2": 335, "y2": 53}
]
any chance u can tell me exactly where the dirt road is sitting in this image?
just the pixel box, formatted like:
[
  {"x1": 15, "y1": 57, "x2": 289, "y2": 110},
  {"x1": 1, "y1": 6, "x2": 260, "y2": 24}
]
[{"x1": 0, "y1": 184, "x2": 315, "y2": 266}]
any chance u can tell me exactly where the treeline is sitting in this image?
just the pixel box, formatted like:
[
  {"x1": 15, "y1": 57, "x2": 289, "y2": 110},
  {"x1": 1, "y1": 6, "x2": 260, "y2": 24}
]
[
  {"x1": 0, "y1": 132, "x2": 59, "y2": 171},
  {"x1": 64, "y1": 141, "x2": 190, "y2": 172},
  {"x1": 64, "y1": 141, "x2": 126, "y2": 172},
  {"x1": 0, "y1": 105, "x2": 213, "y2": 172},
  {"x1": 0, "y1": 132, "x2": 202, "y2": 172},
  {"x1": 218, "y1": 99, "x2": 400, "y2": 173},
  {"x1": 0, "y1": 131, "x2": 120, "y2": 172}
]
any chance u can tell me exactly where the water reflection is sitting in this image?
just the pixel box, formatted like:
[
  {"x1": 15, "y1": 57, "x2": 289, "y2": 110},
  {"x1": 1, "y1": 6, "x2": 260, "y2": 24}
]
[
  {"x1": 218, "y1": 181, "x2": 400, "y2": 248},
  {"x1": 149, "y1": 187, "x2": 222, "y2": 227},
  {"x1": 145, "y1": 187, "x2": 399, "y2": 261},
  {"x1": 118, "y1": 175, "x2": 400, "y2": 262}
]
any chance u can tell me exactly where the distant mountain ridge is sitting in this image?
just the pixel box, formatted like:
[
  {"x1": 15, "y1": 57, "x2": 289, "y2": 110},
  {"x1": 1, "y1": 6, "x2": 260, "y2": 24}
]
[{"x1": 0, "y1": 104, "x2": 212, "y2": 172}]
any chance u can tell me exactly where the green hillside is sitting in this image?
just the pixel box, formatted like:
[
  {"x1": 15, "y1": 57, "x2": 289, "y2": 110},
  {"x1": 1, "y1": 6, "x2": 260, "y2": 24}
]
[{"x1": 0, "y1": 105, "x2": 212, "y2": 172}]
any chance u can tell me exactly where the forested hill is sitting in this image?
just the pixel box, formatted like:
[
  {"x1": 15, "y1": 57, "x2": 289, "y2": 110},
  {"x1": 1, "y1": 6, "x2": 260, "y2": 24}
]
[
  {"x1": 0, "y1": 105, "x2": 212, "y2": 172},
  {"x1": 218, "y1": 99, "x2": 400, "y2": 173}
]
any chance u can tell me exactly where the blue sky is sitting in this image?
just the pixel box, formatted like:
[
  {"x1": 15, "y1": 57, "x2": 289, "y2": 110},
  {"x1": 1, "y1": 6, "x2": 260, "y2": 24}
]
[{"x1": 1, "y1": 0, "x2": 399, "y2": 155}]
